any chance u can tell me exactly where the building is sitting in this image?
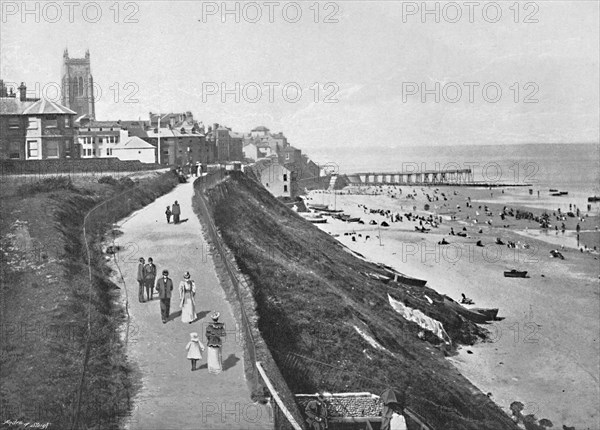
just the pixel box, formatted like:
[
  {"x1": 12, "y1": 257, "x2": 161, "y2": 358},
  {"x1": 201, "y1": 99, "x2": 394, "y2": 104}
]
[
  {"x1": 253, "y1": 159, "x2": 297, "y2": 198},
  {"x1": 279, "y1": 145, "x2": 302, "y2": 164},
  {"x1": 243, "y1": 142, "x2": 259, "y2": 161},
  {"x1": 250, "y1": 125, "x2": 270, "y2": 138},
  {"x1": 61, "y1": 49, "x2": 95, "y2": 120},
  {"x1": 1, "y1": 81, "x2": 77, "y2": 160},
  {"x1": 209, "y1": 124, "x2": 243, "y2": 163},
  {"x1": 112, "y1": 136, "x2": 156, "y2": 163},
  {"x1": 76, "y1": 119, "x2": 127, "y2": 158}
]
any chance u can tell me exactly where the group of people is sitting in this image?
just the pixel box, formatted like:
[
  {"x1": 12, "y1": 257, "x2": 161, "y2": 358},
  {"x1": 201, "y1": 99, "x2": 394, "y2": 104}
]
[
  {"x1": 165, "y1": 200, "x2": 181, "y2": 224},
  {"x1": 135, "y1": 259, "x2": 227, "y2": 374}
]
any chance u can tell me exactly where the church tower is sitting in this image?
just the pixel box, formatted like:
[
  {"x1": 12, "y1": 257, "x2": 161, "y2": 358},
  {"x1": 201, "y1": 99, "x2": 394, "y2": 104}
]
[{"x1": 61, "y1": 48, "x2": 95, "y2": 119}]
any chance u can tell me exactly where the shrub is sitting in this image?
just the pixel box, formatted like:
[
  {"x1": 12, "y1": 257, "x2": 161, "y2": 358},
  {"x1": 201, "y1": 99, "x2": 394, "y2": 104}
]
[
  {"x1": 98, "y1": 175, "x2": 118, "y2": 185},
  {"x1": 17, "y1": 176, "x2": 76, "y2": 195}
]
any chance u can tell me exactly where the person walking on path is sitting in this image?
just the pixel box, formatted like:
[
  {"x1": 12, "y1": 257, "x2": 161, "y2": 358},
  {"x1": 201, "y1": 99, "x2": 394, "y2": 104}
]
[
  {"x1": 185, "y1": 332, "x2": 205, "y2": 371},
  {"x1": 155, "y1": 270, "x2": 174, "y2": 324},
  {"x1": 205, "y1": 312, "x2": 226, "y2": 374},
  {"x1": 305, "y1": 393, "x2": 329, "y2": 430},
  {"x1": 144, "y1": 257, "x2": 157, "y2": 301},
  {"x1": 165, "y1": 206, "x2": 172, "y2": 224},
  {"x1": 137, "y1": 257, "x2": 146, "y2": 303},
  {"x1": 179, "y1": 271, "x2": 197, "y2": 324},
  {"x1": 172, "y1": 201, "x2": 181, "y2": 224}
]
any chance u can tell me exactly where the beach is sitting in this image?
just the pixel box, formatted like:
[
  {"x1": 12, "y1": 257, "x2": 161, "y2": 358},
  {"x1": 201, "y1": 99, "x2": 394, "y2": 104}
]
[{"x1": 305, "y1": 185, "x2": 600, "y2": 429}]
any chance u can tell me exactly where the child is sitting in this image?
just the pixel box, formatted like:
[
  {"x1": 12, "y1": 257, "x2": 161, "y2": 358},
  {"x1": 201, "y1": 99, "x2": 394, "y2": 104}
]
[
  {"x1": 185, "y1": 332, "x2": 205, "y2": 371},
  {"x1": 165, "y1": 206, "x2": 172, "y2": 224}
]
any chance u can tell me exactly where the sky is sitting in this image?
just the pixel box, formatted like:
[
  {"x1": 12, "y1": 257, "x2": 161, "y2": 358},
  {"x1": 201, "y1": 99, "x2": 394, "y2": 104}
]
[{"x1": 1, "y1": 0, "x2": 599, "y2": 152}]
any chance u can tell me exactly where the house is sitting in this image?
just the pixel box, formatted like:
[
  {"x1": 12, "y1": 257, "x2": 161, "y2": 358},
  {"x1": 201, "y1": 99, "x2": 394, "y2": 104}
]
[
  {"x1": 279, "y1": 145, "x2": 302, "y2": 164},
  {"x1": 243, "y1": 142, "x2": 259, "y2": 162},
  {"x1": 250, "y1": 125, "x2": 270, "y2": 138},
  {"x1": 112, "y1": 136, "x2": 156, "y2": 163},
  {"x1": 76, "y1": 119, "x2": 127, "y2": 158},
  {"x1": 1, "y1": 81, "x2": 77, "y2": 160},
  {"x1": 253, "y1": 159, "x2": 297, "y2": 198}
]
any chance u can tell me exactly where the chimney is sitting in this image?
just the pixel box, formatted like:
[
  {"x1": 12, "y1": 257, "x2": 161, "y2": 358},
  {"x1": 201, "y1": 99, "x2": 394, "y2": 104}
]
[{"x1": 18, "y1": 82, "x2": 27, "y2": 101}]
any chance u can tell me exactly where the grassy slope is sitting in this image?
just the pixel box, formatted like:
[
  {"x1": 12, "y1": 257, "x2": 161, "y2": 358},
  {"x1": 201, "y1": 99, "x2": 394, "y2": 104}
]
[
  {"x1": 0, "y1": 173, "x2": 178, "y2": 430},
  {"x1": 205, "y1": 172, "x2": 519, "y2": 430}
]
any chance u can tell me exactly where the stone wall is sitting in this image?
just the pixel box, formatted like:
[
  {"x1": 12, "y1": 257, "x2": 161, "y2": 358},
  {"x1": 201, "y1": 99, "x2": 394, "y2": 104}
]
[{"x1": 0, "y1": 158, "x2": 161, "y2": 175}]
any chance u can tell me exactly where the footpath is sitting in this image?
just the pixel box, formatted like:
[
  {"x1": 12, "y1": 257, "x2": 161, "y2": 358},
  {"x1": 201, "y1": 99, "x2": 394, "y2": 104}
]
[{"x1": 109, "y1": 181, "x2": 273, "y2": 430}]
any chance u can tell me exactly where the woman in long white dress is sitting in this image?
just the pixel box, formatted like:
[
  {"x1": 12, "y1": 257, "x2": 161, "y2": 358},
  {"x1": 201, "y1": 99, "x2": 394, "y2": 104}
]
[{"x1": 179, "y1": 272, "x2": 197, "y2": 324}]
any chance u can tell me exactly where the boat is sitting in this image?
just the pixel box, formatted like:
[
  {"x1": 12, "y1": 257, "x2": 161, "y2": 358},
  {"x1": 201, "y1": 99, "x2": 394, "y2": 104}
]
[
  {"x1": 308, "y1": 204, "x2": 328, "y2": 210},
  {"x1": 549, "y1": 189, "x2": 558, "y2": 192},
  {"x1": 307, "y1": 218, "x2": 327, "y2": 224},
  {"x1": 504, "y1": 270, "x2": 528, "y2": 278},
  {"x1": 443, "y1": 296, "x2": 490, "y2": 324},
  {"x1": 469, "y1": 308, "x2": 499, "y2": 320},
  {"x1": 363, "y1": 272, "x2": 392, "y2": 283},
  {"x1": 588, "y1": 196, "x2": 600, "y2": 202},
  {"x1": 346, "y1": 217, "x2": 361, "y2": 223},
  {"x1": 559, "y1": 191, "x2": 568, "y2": 195},
  {"x1": 551, "y1": 193, "x2": 562, "y2": 196},
  {"x1": 393, "y1": 272, "x2": 428, "y2": 287}
]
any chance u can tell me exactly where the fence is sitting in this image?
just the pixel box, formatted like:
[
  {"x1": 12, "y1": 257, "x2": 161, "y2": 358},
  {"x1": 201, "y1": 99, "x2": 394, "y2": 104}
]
[
  {"x1": 194, "y1": 170, "x2": 438, "y2": 430},
  {"x1": 195, "y1": 170, "x2": 304, "y2": 430},
  {"x1": 70, "y1": 170, "x2": 177, "y2": 430}
]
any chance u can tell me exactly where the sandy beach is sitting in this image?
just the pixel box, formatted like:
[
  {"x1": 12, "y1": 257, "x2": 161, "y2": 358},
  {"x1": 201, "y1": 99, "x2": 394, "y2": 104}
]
[{"x1": 305, "y1": 185, "x2": 600, "y2": 429}]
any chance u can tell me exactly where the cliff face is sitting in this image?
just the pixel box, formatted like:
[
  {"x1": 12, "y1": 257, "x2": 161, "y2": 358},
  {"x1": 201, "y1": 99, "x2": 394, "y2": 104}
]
[{"x1": 205, "y1": 171, "x2": 519, "y2": 430}]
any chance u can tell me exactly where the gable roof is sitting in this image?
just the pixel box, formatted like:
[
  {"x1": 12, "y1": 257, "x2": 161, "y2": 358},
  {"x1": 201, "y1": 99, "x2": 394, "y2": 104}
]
[
  {"x1": 251, "y1": 125, "x2": 270, "y2": 132},
  {"x1": 114, "y1": 136, "x2": 155, "y2": 150}
]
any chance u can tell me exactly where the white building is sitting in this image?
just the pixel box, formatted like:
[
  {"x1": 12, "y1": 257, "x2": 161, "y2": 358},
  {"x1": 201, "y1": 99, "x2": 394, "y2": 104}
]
[{"x1": 112, "y1": 136, "x2": 156, "y2": 163}]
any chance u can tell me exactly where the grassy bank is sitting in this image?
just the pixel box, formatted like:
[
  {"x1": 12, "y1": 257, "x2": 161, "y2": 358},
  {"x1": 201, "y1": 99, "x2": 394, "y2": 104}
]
[
  {"x1": 0, "y1": 172, "x2": 179, "y2": 430},
  {"x1": 202, "y1": 171, "x2": 519, "y2": 430}
]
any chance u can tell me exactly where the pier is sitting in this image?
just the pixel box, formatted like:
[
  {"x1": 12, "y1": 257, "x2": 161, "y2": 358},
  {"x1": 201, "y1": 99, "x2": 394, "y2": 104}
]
[{"x1": 347, "y1": 169, "x2": 474, "y2": 185}]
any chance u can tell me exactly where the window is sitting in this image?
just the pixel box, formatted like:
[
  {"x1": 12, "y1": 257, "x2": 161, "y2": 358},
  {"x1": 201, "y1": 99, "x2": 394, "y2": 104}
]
[
  {"x1": 78, "y1": 77, "x2": 84, "y2": 96},
  {"x1": 283, "y1": 173, "x2": 287, "y2": 181},
  {"x1": 45, "y1": 116, "x2": 58, "y2": 128},
  {"x1": 92, "y1": 149, "x2": 96, "y2": 156},
  {"x1": 106, "y1": 148, "x2": 113, "y2": 156},
  {"x1": 9, "y1": 141, "x2": 21, "y2": 159},
  {"x1": 284, "y1": 185, "x2": 288, "y2": 192},
  {"x1": 46, "y1": 140, "x2": 59, "y2": 158},
  {"x1": 8, "y1": 118, "x2": 20, "y2": 129},
  {"x1": 65, "y1": 139, "x2": 72, "y2": 157},
  {"x1": 27, "y1": 141, "x2": 38, "y2": 158},
  {"x1": 28, "y1": 118, "x2": 38, "y2": 129},
  {"x1": 79, "y1": 136, "x2": 92, "y2": 145},
  {"x1": 285, "y1": 153, "x2": 290, "y2": 160},
  {"x1": 64, "y1": 117, "x2": 70, "y2": 128}
]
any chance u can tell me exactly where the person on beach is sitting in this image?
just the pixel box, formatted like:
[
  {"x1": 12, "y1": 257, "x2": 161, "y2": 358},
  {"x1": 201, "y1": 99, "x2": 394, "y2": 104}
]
[
  {"x1": 205, "y1": 312, "x2": 226, "y2": 374},
  {"x1": 144, "y1": 257, "x2": 157, "y2": 301},
  {"x1": 185, "y1": 332, "x2": 205, "y2": 371},
  {"x1": 179, "y1": 271, "x2": 197, "y2": 324},
  {"x1": 155, "y1": 270, "x2": 174, "y2": 324},
  {"x1": 172, "y1": 201, "x2": 181, "y2": 224},
  {"x1": 305, "y1": 393, "x2": 328, "y2": 430},
  {"x1": 137, "y1": 257, "x2": 146, "y2": 303},
  {"x1": 165, "y1": 206, "x2": 172, "y2": 224}
]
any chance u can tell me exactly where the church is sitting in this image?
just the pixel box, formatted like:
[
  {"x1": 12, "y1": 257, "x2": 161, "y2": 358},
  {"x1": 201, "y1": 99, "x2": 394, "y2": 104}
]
[{"x1": 61, "y1": 48, "x2": 96, "y2": 120}]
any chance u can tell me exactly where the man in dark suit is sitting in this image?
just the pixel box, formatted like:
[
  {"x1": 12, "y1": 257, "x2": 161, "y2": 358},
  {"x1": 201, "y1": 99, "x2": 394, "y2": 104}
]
[
  {"x1": 137, "y1": 257, "x2": 145, "y2": 302},
  {"x1": 305, "y1": 393, "x2": 328, "y2": 429},
  {"x1": 155, "y1": 270, "x2": 173, "y2": 323},
  {"x1": 144, "y1": 257, "x2": 157, "y2": 301}
]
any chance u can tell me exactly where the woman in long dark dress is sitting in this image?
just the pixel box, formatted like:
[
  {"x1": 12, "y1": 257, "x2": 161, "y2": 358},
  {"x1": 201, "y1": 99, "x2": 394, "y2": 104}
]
[{"x1": 205, "y1": 312, "x2": 226, "y2": 374}]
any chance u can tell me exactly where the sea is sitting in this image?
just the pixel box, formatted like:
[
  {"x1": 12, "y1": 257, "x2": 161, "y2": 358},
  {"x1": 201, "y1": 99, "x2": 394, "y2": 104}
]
[{"x1": 310, "y1": 142, "x2": 600, "y2": 212}]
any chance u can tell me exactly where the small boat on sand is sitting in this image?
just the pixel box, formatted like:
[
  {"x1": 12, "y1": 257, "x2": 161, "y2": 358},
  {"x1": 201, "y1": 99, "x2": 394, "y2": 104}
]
[
  {"x1": 364, "y1": 272, "x2": 393, "y2": 283},
  {"x1": 549, "y1": 189, "x2": 558, "y2": 192},
  {"x1": 443, "y1": 296, "x2": 490, "y2": 324},
  {"x1": 504, "y1": 270, "x2": 528, "y2": 278},
  {"x1": 588, "y1": 196, "x2": 600, "y2": 202},
  {"x1": 393, "y1": 272, "x2": 428, "y2": 287},
  {"x1": 346, "y1": 217, "x2": 361, "y2": 223},
  {"x1": 469, "y1": 308, "x2": 499, "y2": 320}
]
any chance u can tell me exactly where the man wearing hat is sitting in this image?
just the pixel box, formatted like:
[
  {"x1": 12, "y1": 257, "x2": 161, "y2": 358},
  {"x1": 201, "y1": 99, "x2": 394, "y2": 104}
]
[
  {"x1": 155, "y1": 270, "x2": 174, "y2": 323},
  {"x1": 305, "y1": 393, "x2": 328, "y2": 429},
  {"x1": 136, "y1": 258, "x2": 146, "y2": 303},
  {"x1": 144, "y1": 257, "x2": 157, "y2": 301}
]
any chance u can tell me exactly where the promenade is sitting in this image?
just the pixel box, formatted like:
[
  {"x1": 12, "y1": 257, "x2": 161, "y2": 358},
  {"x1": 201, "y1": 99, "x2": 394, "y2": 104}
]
[{"x1": 109, "y1": 181, "x2": 272, "y2": 430}]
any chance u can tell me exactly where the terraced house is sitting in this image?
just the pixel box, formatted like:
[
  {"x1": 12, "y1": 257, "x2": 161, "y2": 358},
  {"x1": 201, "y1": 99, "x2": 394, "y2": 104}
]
[{"x1": 0, "y1": 81, "x2": 77, "y2": 160}]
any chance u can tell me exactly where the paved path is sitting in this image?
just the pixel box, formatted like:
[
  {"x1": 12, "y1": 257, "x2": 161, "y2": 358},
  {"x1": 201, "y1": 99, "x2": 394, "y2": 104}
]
[{"x1": 110, "y1": 181, "x2": 273, "y2": 430}]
